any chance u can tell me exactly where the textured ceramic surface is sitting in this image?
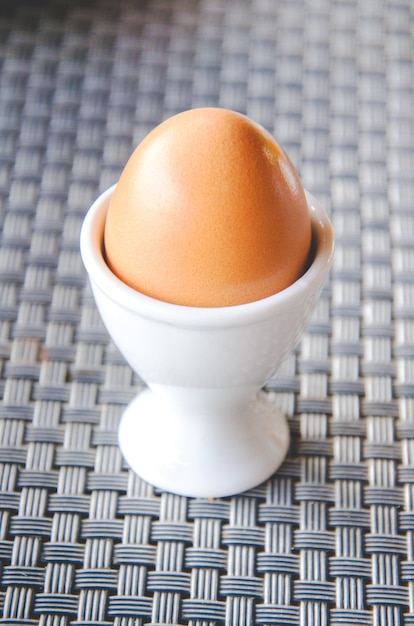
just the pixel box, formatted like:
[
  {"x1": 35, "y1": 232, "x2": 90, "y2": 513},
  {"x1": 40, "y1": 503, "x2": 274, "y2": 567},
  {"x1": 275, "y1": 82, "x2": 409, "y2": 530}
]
[{"x1": 80, "y1": 186, "x2": 334, "y2": 497}]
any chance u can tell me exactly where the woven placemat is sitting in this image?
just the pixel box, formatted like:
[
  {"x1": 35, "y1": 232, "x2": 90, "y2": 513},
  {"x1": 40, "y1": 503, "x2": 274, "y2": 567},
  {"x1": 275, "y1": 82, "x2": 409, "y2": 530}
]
[{"x1": 0, "y1": 0, "x2": 413, "y2": 624}]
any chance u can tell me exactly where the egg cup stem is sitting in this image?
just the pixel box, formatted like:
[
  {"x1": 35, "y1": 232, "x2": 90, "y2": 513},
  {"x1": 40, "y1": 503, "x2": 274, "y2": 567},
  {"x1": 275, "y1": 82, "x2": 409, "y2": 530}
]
[{"x1": 118, "y1": 387, "x2": 290, "y2": 498}]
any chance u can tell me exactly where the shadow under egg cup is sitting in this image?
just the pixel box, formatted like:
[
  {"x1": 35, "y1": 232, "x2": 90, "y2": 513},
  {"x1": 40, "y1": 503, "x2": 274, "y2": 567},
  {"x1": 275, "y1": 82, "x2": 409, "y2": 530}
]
[{"x1": 80, "y1": 186, "x2": 334, "y2": 498}]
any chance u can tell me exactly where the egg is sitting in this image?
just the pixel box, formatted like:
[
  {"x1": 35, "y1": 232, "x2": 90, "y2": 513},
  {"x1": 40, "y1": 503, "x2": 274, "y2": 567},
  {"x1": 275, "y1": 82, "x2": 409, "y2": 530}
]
[{"x1": 104, "y1": 107, "x2": 312, "y2": 307}]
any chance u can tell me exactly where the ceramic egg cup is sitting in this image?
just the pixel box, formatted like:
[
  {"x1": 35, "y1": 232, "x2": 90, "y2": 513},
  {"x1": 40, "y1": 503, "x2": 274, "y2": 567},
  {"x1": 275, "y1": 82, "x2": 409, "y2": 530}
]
[{"x1": 80, "y1": 186, "x2": 334, "y2": 498}]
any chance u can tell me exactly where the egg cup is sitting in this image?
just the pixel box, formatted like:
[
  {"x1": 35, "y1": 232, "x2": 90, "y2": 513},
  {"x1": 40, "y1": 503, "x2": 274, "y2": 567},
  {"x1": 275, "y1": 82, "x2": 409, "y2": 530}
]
[{"x1": 80, "y1": 186, "x2": 334, "y2": 498}]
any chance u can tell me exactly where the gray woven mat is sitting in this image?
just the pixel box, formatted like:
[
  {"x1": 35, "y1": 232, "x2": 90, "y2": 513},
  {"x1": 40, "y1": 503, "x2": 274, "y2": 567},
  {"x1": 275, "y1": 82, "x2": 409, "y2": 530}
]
[{"x1": 0, "y1": 0, "x2": 414, "y2": 624}]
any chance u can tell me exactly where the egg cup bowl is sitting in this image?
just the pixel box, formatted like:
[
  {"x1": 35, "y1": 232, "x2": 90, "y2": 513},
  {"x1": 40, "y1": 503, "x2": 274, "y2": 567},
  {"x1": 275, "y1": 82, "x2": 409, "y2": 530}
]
[{"x1": 80, "y1": 186, "x2": 334, "y2": 498}]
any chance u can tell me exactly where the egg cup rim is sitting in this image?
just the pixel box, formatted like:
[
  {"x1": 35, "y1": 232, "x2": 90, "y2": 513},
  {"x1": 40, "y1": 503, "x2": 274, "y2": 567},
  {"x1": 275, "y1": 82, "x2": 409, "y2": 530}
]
[{"x1": 80, "y1": 185, "x2": 334, "y2": 329}]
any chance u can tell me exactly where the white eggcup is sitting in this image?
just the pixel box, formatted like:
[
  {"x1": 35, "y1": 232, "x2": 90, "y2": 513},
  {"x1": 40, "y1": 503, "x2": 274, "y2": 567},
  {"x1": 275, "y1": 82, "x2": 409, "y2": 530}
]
[{"x1": 80, "y1": 185, "x2": 334, "y2": 498}]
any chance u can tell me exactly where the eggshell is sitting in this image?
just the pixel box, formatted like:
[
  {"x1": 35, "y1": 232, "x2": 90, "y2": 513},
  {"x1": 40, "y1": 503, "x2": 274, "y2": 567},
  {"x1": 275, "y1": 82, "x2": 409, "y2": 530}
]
[{"x1": 104, "y1": 107, "x2": 312, "y2": 307}]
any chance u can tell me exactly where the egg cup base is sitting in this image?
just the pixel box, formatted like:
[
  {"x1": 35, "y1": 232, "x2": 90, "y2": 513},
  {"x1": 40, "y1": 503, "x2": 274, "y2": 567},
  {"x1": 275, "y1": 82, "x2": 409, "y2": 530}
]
[{"x1": 118, "y1": 387, "x2": 290, "y2": 498}]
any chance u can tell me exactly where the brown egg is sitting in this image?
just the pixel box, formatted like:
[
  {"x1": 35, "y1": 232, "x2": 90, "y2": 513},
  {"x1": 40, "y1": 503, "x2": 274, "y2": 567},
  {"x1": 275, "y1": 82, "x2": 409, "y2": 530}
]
[{"x1": 104, "y1": 107, "x2": 312, "y2": 307}]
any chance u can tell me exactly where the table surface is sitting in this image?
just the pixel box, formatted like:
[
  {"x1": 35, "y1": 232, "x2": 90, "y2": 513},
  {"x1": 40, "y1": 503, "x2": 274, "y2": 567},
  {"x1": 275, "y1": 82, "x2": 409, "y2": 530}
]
[{"x1": 0, "y1": 1, "x2": 413, "y2": 624}]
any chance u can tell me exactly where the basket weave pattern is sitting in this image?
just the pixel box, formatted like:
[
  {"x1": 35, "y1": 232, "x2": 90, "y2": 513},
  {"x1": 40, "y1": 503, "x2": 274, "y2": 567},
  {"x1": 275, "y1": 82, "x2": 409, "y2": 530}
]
[{"x1": 0, "y1": 1, "x2": 413, "y2": 624}]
